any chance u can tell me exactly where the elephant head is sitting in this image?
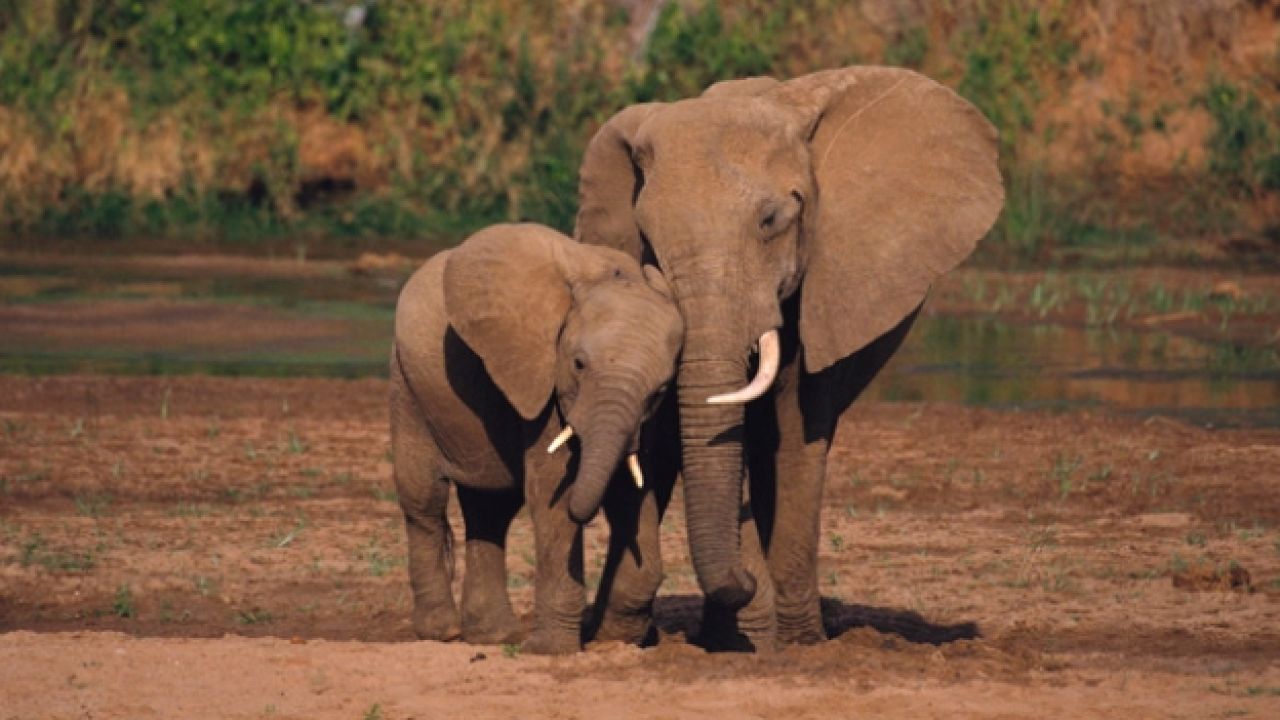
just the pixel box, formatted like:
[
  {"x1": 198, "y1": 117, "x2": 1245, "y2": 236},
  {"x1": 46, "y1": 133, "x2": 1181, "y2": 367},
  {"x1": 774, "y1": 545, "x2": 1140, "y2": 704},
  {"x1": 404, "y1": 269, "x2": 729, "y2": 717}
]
[
  {"x1": 443, "y1": 223, "x2": 683, "y2": 523},
  {"x1": 574, "y1": 67, "x2": 1004, "y2": 608}
]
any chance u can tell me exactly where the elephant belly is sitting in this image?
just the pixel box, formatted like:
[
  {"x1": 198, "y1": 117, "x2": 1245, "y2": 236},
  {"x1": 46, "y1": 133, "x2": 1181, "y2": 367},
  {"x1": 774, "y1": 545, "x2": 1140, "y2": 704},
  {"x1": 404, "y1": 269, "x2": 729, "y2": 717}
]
[{"x1": 418, "y1": 395, "x2": 525, "y2": 492}]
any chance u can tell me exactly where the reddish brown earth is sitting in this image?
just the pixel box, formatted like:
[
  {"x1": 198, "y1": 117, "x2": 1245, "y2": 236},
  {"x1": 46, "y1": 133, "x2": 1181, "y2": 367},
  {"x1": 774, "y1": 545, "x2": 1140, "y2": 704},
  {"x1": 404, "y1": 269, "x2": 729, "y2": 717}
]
[{"x1": 1, "y1": 375, "x2": 1278, "y2": 718}]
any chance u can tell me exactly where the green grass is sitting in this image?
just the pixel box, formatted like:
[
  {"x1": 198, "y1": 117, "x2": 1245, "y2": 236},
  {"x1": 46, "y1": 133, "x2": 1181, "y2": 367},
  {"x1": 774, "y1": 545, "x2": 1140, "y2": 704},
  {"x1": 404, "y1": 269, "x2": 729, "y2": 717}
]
[
  {"x1": 286, "y1": 429, "x2": 308, "y2": 455},
  {"x1": 235, "y1": 608, "x2": 275, "y2": 625},
  {"x1": 1049, "y1": 453, "x2": 1083, "y2": 499},
  {"x1": 358, "y1": 537, "x2": 404, "y2": 577},
  {"x1": 112, "y1": 584, "x2": 136, "y2": 619},
  {"x1": 74, "y1": 492, "x2": 114, "y2": 518},
  {"x1": 18, "y1": 533, "x2": 98, "y2": 572}
]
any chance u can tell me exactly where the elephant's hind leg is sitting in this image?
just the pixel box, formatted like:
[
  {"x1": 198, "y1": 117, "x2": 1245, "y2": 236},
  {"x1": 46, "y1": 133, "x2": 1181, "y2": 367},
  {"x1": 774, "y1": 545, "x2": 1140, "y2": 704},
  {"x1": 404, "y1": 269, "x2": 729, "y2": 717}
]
[
  {"x1": 392, "y1": 368, "x2": 460, "y2": 641},
  {"x1": 456, "y1": 485, "x2": 524, "y2": 644}
]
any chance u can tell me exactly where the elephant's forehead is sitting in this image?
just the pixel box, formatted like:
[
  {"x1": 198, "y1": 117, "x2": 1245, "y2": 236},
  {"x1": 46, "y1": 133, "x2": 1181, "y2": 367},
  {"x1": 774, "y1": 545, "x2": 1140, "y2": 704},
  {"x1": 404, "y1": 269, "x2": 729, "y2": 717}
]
[
  {"x1": 578, "y1": 281, "x2": 675, "y2": 325},
  {"x1": 641, "y1": 97, "x2": 795, "y2": 148}
]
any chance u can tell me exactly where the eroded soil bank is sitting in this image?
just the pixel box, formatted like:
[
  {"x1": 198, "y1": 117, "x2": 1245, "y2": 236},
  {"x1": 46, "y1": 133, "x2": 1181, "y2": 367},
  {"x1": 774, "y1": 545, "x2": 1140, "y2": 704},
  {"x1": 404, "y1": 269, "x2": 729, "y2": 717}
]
[{"x1": 1, "y1": 376, "x2": 1278, "y2": 718}]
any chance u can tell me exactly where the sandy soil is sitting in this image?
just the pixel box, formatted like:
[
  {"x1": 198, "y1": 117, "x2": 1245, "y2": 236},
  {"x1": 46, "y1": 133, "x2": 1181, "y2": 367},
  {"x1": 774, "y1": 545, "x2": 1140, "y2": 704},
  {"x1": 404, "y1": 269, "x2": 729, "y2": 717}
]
[{"x1": 1, "y1": 375, "x2": 1278, "y2": 718}]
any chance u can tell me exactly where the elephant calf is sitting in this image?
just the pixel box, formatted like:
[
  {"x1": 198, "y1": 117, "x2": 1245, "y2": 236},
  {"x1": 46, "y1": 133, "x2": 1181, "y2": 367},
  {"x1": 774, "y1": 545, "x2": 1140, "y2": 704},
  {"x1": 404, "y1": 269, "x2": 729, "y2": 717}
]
[{"x1": 391, "y1": 223, "x2": 683, "y2": 654}]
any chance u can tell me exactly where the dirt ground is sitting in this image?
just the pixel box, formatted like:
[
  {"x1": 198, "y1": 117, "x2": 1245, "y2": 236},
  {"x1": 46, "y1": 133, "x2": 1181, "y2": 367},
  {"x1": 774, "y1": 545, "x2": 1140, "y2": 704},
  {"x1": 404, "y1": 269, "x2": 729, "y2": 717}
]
[{"x1": 1, "y1": 375, "x2": 1277, "y2": 718}]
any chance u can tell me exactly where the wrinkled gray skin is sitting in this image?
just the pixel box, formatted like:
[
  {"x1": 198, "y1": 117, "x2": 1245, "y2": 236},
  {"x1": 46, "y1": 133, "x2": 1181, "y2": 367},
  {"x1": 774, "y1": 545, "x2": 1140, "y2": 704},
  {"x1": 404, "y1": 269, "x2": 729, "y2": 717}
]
[
  {"x1": 391, "y1": 223, "x2": 683, "y2": 654},
  {"x1": 574, "y1": 66, "x2": 1004, "y2": 649}
]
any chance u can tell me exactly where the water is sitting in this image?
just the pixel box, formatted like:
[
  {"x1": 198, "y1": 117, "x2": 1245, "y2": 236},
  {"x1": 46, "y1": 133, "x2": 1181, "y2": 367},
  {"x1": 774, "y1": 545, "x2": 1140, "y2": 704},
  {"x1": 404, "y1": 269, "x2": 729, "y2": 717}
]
[
  {"x1": 873, "y1": 314, "x2": 1280, "y2": 428},
  {"x1": 2, "y1": 261, "x2": 1277, "y2": 427}
]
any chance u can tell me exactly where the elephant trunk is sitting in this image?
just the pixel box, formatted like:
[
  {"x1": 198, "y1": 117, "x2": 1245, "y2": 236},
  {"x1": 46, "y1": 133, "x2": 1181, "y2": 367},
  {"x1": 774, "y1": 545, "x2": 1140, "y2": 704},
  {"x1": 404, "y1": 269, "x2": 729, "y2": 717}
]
[
  {"x1": 567, "y1": 388, "x2": 644, "y2": 524},
  {"x1": 676, "y1": 322, "x2": 757, "y2": 611}
]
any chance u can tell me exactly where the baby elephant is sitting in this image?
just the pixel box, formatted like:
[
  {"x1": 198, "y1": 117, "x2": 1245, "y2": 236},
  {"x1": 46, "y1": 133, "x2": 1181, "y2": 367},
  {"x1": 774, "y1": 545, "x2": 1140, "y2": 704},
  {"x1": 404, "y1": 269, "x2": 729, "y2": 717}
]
[{"x1": 391, "y1": 223, "x2": 683, "y2": 654}]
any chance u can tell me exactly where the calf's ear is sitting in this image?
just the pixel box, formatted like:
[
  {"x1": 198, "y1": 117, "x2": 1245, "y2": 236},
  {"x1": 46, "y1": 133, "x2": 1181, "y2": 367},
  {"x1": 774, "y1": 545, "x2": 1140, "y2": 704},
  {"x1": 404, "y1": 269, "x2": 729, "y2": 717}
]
[{"x1": 444, "y1": 224, "x2": 574, "y2": 420}]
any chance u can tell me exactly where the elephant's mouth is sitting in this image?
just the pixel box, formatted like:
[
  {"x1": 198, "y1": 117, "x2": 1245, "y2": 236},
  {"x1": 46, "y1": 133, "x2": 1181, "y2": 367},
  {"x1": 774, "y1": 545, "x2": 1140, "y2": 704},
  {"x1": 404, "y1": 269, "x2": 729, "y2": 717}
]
[{"x1": 551, "y1": 423, "x2": 647, "y2": 523}]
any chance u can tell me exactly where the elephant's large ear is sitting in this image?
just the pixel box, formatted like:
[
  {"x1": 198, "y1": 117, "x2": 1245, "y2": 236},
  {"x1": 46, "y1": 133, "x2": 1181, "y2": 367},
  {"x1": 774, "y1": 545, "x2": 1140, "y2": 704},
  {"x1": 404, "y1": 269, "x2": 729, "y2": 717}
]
[
  {"x1": 574, "y1": 103, "x2": 664, "y2": 260},
  {"x1": 768, "y1": 67, "x2": 1004, "y2": 373},
  {"x1": 702, "y1": 76, "x2": 779, "y2": 99},
  {"x1": 444, "y1": 224, "x2": 572, "y2": 420}
]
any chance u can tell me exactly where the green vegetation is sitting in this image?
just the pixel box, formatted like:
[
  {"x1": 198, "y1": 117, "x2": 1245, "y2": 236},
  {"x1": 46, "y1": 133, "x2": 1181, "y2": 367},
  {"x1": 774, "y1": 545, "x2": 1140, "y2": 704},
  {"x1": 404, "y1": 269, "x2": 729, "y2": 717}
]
[
  {"x1": 627, "y1": 1, "x2": 782, "y2": 102},
  {"x1": 1048, "y1": 452, "x2": 1082, "y2": 499},
  {"x1": 74, "y1": 492, "x2": 113, "y2": 518},
  {"x1": 955, "y1": 1, "x2": 1075, "y2": 154},
  {"x1": 358, "y1": 536, "x2": 403, "y2": 576},
  {"x1": 112, "y1": 584, "x2": 136, "y2": 618},
  {"x1": 18, "y1": 532, "x2": 98, "y2": 572},
  {"x1": 235, "y1": 607, "x2": 275, "y2": 625},
  {"x1": 286, "y1": 428, "x2": 308, "y2": 455},
  {"x1": 0, "y1": 1, "x2": 1276, "y2": 263},
  {"x1": 1199, "y1": 76, "x2": 1280, "y2": 198},
  {"x1": 883, "y1": 26, "x2": 929, "y2": 70}
]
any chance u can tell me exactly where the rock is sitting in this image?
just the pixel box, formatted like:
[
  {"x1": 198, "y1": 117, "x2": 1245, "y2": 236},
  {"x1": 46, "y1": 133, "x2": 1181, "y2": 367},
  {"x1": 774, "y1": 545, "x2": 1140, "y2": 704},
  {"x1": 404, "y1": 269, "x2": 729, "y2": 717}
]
[
  {"x1": 348, "y1": 252, "x2": 415, "y2": 276},
  {"x1": 1171, "y1": 563, "x2": 1251, "y2": 593},
  {"x1": 1210, "y1": 280, "x2": 1243, "y2": 302}
]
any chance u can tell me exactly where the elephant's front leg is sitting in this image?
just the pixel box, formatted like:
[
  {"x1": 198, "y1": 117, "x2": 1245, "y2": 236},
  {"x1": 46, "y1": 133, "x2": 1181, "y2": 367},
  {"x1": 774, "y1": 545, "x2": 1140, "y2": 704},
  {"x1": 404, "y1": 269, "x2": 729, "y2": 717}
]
[
  {"x1": 699, "y1": 488, "x2": 778, "y2": 652},
  {"x1": 590, "y1": 471, "x2": 666, "y2": 645},
  {"x1": 522, "y1": 461, "x2": 586, "y2": 655},
  {"x1": 761, "y1": 441, "x2": 829, "y2": 644},
  {"x1": 752, "y1": 361, "x2": 833, "y2": 646}
]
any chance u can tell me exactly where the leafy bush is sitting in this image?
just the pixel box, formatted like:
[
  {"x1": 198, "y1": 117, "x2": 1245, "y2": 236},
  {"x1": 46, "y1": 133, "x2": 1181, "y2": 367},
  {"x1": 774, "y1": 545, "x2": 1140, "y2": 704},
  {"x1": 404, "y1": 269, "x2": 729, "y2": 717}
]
[
  {"x1": 627, "y1": 2, "x2": 782, "y2": 102},
  {"x1": 0, "y1": 0, "x2": 1271, "y2": 263},
  {"x1": 954, "y1": 0, "x2": 1075, "y2": 153},
  {"x1": 1199, "y1": 77, "x2": 1280, "y2": 197}
]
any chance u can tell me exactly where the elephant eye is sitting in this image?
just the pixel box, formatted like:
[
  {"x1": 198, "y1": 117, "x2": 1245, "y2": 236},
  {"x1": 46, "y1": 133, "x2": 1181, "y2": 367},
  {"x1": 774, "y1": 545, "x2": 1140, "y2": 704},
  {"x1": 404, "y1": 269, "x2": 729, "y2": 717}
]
[
  {"x1": 760, "y1": 210, "x2": 777, "y2": 230},
  {"x1": 573, "y1": 356, "x2": 587, "y2": 372}
]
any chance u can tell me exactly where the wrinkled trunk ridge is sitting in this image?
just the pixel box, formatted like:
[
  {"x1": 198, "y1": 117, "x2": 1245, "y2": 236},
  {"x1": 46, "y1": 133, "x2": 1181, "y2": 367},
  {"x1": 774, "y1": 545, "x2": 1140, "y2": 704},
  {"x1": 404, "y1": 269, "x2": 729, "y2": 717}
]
[
  {"x1": 676, "y1": 317, "x2": 757, "y2": 610},
  {"x1": 566, "y1": 396, "x2": 641, "y2": 524}
]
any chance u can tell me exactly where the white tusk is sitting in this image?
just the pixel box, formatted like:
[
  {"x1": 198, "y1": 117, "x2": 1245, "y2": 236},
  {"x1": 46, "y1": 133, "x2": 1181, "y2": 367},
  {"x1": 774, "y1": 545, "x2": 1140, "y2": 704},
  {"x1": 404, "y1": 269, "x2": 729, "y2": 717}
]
[
  {"x1": 627, "y1": 453, "x2": 644, "y2": 489},
  {"x1": 546, "y1": 425, "x2": 574, "y2": 453},
  {"x1": 707, "y1": 329, "x2": 781, "y2": 405}
]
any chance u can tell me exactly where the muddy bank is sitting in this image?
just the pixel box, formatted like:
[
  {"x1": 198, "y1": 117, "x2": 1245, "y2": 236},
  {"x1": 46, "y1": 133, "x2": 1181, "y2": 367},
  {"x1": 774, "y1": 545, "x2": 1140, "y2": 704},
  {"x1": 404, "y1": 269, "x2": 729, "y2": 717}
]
[{"x1": 1, "y1": 376, "x2": 1278, "y2": 718}]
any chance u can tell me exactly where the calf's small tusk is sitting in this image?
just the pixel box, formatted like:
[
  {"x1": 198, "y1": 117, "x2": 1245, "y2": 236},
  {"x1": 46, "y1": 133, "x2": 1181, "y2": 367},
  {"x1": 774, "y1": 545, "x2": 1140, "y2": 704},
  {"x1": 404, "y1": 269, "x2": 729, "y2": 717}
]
[
  {"x1": 627, "y1": 453, "x2": 644, "y2": 489},
  {"x1": 546, "y1": 425, "x2": 574, "y2": 454}
]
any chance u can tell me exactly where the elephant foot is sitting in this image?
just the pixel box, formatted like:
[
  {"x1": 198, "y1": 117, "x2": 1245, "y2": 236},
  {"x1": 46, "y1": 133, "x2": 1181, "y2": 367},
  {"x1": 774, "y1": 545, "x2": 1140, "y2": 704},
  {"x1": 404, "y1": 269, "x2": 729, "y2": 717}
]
[
  {"x1": 591, "y1": 610, "x2": 657, "y2": 647},
  {"x1": 697, "y1": 603, "x2": 771, "y2": 653},
  {"x1": 461, "y1": 611, "x2": 524, "y2": 645},
  {"x1": 521, "y1": 627, "x2": 581, "y2": 655},
  {"x1": 413, "y1": 604, "x2": 462, "y2": 642},
  {"x1": 775, "y1": 590, "x2": 827, "y2": 645},
  {"x1": 777, "y1": 613, "x2": 827, "y2": 645},
  {"x1": 737, "y1": 616, "x2": 778, "y2": 653}
]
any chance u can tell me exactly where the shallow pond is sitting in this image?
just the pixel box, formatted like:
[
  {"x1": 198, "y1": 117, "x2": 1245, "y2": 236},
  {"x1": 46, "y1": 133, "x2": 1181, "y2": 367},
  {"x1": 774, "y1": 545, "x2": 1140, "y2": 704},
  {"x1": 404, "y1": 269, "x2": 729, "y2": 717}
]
[
  {"x1": 872, "y1": 314, "x2": 1280, "y2": 428},
  {"x1": 1, "y1": 262, "x2": 1276, "y2": 427}
]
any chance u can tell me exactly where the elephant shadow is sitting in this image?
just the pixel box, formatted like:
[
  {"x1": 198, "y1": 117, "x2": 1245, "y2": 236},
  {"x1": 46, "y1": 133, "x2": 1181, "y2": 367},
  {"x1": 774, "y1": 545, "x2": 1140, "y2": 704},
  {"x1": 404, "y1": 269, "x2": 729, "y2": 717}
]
[{"x1": 649, "y1": 595, "x2": 979, "y2": 648}]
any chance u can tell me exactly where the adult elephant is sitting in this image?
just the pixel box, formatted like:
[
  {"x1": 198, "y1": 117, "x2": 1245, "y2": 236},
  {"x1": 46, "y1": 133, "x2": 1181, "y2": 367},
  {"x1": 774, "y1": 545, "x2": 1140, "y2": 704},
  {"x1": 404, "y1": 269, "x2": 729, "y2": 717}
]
[{"x1": 573, "y1": 66, "x2": 1004, "y2": 648}]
